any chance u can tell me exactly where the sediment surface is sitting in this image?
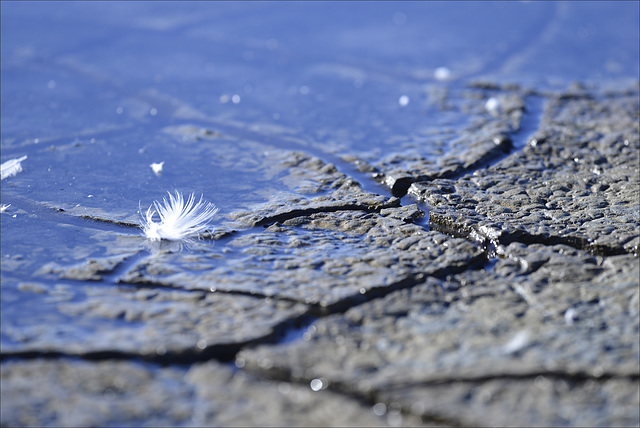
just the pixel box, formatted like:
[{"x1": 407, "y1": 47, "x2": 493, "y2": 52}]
[{"x1": 1, "y1": 2, "x2": 638, "y2": 427}]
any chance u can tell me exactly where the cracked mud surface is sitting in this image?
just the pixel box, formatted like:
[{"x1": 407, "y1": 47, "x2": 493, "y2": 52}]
[
  {"x1": 2, "y1": 2, "x2": 639, "y2": 427},
  {"x1": 412, "y1": 92, "x2": 640, "y2": 256}
]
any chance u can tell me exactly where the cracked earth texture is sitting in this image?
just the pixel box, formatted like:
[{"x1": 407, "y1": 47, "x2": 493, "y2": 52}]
[{"x1": 1, "y1": 2, "x2": 639, "y2": 427}]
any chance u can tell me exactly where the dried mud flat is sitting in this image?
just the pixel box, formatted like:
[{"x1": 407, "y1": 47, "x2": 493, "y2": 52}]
[
  {"x1": 2, "y1": 82, "x2": 639, "y2": 427},
  {"x1": 1, "y1": 3, "x2": 639, "y2": 426}
]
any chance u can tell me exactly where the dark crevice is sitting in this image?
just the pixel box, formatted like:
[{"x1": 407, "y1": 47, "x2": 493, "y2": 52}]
[
  {"x1": 384, "y1": 133, "x2": 514, "y2": 198},
  {"x1": 118, "y1": 276, "x2": 308, "y2": 309},
  {"x1": 316, "y1": 253, "x2": 488, "y2": 316},
  {"x1": 1, "y1": 194, "x2": 141, "y2": 234},
  {"x1": 234, "y1": 352, "x2": 466, "y2": 427},
  {"x1": 428, "y1": 212, "x2": 630, "y2": 257},
  {"x1": 254, "y1": 199, "x2": 400, "y2": 227},
  {"x1": 384, "y1": 94, "x2": 545, "y2": 199},
  {"x1": 494, "y1": 228, "x2": 629, "y2": 257},
  {"x1": 118, "y1": 242, "x2": 487, "y2": 319},
  {"x1": 426, "y1": 214, "x2": 499, "y2": 257},
  {"x1": 8, "y1": 246, "x2": 487, "y2": 366},
  {"x1": 329, "y1": 369, "x2": 638, "y2": 427},
  {"x1": 77, "y1": 214, "x2": 140, "y2": 229},
  {"x1": 383, "y1": 369, "x2": 640, "y2": 387},
  {"x1": 236, "y1": 354, "x2": 639, "y2": 428},
  {"x1": 0, "y1": 311, "x2": 315, "y2": 365}
]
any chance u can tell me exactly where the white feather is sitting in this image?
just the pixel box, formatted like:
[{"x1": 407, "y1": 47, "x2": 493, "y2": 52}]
[
  {"x1": 141, "y1": 190, "x2": 219, "y2": 241},
  {"x1": 1, "y1": 155, "x2": 27, "y2": 180},
  {"x1": 150, "y1": 161, "x2": 164, "y2": 175}
]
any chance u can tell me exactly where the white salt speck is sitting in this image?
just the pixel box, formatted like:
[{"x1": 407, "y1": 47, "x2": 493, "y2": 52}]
[
  {"x1": 150, "y1": 161, "x2": 165, "y2": 175},
  {"x1": 434, "y1": 67, "x2": 451, "y2": 81},
  {"x1": 564, "y1": 308, "x2": 576, "y2": 325},
  {"x1": 502, "y1": 330, "x2": 529, "y2": 354},
  {"x1": 485, "y1": 97, "x2": 501, "y2": 114},
  {"x1": 232, "y1": 94, "x2": 241, "y2": 104},
  {"x1": 1, "y1": 204, "x2": 11, "y2": 213},
  {"x1": 398, "y1": 95, "x2": 410, "y2": 107}
]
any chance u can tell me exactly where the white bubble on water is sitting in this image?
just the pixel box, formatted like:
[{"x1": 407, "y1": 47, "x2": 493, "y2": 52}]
[
  {"x1": 310, "y1": 378, "x2": 324, "y2": 391},
  {"x1": 485, "y1": 97, "x2": 501, "y2": 114},
  {"x1": 372, "y1": 402, "x2": 387, "y2": 416},
  {"x1": 434, "y1": 67, "x2": 451, "y2": 81}
]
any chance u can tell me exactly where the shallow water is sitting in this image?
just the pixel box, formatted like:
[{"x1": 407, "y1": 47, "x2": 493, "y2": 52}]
[{"x1": 1, "y1": 1, "x2": 639, "y2": 359}]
